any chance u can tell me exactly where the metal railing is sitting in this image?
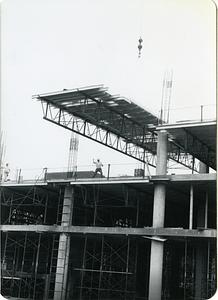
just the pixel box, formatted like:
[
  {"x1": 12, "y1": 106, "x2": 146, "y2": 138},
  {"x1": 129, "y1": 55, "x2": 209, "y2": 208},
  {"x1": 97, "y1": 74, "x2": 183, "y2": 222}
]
[
  {"x1": 0, "y1": 162, "x2": 153, "y2": 184},
  {"x1": 158, "y1": 104, "x2": 216, "y2": 124}
]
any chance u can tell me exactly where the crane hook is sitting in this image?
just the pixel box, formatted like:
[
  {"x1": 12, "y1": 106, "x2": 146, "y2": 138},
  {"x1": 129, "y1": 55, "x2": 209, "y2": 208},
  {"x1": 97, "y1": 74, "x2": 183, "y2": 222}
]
[{"x1": 138, "y1": 37, "x2": 143, "y2": 58}]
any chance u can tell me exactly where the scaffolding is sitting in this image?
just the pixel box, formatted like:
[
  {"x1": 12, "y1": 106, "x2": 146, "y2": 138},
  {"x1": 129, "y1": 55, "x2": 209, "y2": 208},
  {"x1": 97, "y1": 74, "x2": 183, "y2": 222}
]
[
  {"x1": 1, "y1": 178, "x2": 216, "y2": 300},
  {"x1": 1, "y1": 231, "x2": 52, "y2": 299},
  {"x1": 67, "y1": 132, "x2": 79, "y2": 177},
  {"x1": 75, "y1": 236, "x2": 138, "y2": 300}
]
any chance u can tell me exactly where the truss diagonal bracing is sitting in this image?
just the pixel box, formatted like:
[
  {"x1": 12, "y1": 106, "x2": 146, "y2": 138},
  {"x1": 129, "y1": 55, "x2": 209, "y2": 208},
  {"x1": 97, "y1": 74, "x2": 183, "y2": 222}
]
[
  {"x1": 34, "y1": 85, "x2": 216, "y2": 172},
  {"x1": 42, "y1": 102, "x2": 157, "y2": 167}
]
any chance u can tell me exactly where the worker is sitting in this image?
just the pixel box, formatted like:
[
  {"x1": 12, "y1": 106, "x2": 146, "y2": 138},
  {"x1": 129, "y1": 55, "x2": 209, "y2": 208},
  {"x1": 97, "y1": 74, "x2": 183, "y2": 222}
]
[
  {"x1": 92, "y1": 158, "x2": 103, "y2": 177},
  {"x1": 36, "y1": 214, "x2": 44, "y2": 224},
  {"x1": 3, "y1": 163, "x2": 10, "y2": 182},
  {"x1": 11, "y1": 209, "x2": 17, "y2": 224}
]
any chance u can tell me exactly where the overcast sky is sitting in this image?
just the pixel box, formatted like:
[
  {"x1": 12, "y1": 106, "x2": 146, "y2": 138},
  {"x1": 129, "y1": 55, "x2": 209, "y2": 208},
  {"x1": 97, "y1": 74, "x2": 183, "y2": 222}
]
[{"x1": 1, "y1": 0, "x2": 216, "y2": 178}]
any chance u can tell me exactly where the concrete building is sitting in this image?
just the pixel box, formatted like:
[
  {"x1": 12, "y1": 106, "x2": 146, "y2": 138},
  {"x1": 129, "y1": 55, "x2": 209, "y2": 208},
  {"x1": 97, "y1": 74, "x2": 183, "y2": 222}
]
[{"x1": 0, "y1": 86, "x2": 216, "y2": 300}]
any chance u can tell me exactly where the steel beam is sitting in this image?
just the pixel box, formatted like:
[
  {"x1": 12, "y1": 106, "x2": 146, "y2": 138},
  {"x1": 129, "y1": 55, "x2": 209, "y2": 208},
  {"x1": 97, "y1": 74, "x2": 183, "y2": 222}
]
[
  {"x1": 1, "y1": 173, "x2": 215, "y2": 189},
  {"x1": 0, "y1": 225, "x2": 216, "y2": 238}
]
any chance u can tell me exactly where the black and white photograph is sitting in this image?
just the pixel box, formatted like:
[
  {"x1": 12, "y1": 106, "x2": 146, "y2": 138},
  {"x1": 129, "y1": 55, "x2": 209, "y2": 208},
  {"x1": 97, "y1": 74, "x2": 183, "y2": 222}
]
[{"x1": 0, "y1": 0, "x2": 216, "y2": 299}]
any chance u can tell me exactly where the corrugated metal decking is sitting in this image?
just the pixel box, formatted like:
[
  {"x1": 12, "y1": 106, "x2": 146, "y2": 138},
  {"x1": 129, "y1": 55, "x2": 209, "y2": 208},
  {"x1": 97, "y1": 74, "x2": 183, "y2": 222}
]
[{"x1": 34, "y1": 85, "x2": 159, "y2": 128}]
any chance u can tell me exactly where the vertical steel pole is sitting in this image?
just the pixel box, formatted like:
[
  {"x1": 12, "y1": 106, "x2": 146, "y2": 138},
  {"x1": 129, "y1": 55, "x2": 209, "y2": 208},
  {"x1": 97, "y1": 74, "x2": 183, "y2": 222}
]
[
  {"x1": 79, "y1": 236, "x2": 87, "y2": 300},
  {"x1": 43, "y1": 194, "x2": 48, "y2": 224},
  {"x1": 8, "y1": 193, "x2": 13, "y2": 224},
  {"x1": 133, "y1": 240, "x2": 138, "y2": 300},
  {"x1": 191, "y1": 156, "x2": 195, "y2": 174},
  {"x1": 183, "y1": 240, "x2": 187, "y2": 300},
  {"x1": 125, "y1": 238, "x2": 130, "y2": 295},
  {"x1": 93, "y1": 200, "x2": 97, "y2": 226},
  {"x1": 189, "y1": 185, "x2": 194, "y2": 229},
  {"x1": 200, "y1": 105, "x2": 203, "y2": 121},
  {"x1": 10, "y1": 241, "x2": 17, "y2": 294},
  {"x1": 98, "y1": 235, "x2": 104, "y2": 300},
  {"x1": 44, "y1": 167, "x2": 48, "y2": 182},
  {"x1": 136, "y1": 198, "x2": 139, "y2": 227},
  {"x1": 33, "y1": 233, "x2": 42, "y2": 299},
  {"x1": 204, "y1": 191, "x2": 208, "y2": 228},
  {"x1": 107, "y1": 164, "x2": 111, "y2": 180},
  {"x1": 18, "y1": 168, "x2": 21, "y2": 183},
  {"x1": 206, "y1": 240, "x2": 210, "y2": 297},
  {"x1": 18, "y1": 232, "x2": 28, "y2": 297}
]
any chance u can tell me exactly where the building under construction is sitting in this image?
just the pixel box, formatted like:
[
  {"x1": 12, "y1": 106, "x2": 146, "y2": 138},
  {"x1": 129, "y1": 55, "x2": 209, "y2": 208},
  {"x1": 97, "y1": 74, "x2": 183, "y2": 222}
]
[{"x1": 0, "y1": 86, "x2": 216, "y2": 300}]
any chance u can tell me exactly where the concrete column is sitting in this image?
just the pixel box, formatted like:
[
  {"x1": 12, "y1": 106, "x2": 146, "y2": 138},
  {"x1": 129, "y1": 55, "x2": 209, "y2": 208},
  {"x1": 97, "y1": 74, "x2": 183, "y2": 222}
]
[
  {"x1": 194, "y1": 162, "x2": 208, "y2": 299},
  {"x1": 197, "y1": 162, "x2": 209, "y2": 229},
  {"x1": 199, "y1": 161, "x2": 209, "y2": 174},
  {"x1": 54, "y1": 233, "x2": 71, "y2": 300},
  {"x1": 156, "y1": 130, "x2": 168, "y2": 175},
  {"x1": 152, "y1": 183, "x2": 166, "y2": 228},
  {"x1": 61, "y1": 186, "x2": 74, "y2": 226},
  {"x1": 148, "y1": 130, "x2": 168, "y2": 300},
  {"x1": 54, "y1": 186, "x2": 74, "y2": 300},
  {"x1": 149, "y1": 241, "x2": 164, "y2": 300}
]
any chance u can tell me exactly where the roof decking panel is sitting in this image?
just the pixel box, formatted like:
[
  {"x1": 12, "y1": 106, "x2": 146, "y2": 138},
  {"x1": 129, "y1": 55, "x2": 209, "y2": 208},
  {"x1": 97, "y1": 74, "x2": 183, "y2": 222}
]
[
  {"x1": 157, "y1": 121, "x2": 216, "y2": 152},
  {"x1": 35, "y1": 85, "x2": 159, "y2": 128},
  {"x1": 157, "y1": 121, "x2": 216, "y2": 169}
]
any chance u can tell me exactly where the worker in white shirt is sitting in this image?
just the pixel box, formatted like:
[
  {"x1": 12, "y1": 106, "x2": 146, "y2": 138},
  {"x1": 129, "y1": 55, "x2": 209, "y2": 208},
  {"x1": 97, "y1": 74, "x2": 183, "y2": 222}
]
[
  {"x1": 93, "y1": 159, "x2": 103, "y2": 177},
  {"x1": 4, "y1": 163, "x2": 10, "y2": 182}
]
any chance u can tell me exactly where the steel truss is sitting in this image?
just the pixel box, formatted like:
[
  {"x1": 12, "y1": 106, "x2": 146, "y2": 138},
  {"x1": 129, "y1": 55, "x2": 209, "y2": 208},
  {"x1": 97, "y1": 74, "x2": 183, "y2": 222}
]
[
  {"x1": 183, "y1": 128, "x2": 215, "y2": 169},
  {"x1": 168, "y1": 142, "x2": 200, "y2": 172},
  {"x1": 42, "y1": 101, "x2": 157, "y2": 167},
  {"x1": 41, "y1": 101, "x2": 202, "y2": 172}
]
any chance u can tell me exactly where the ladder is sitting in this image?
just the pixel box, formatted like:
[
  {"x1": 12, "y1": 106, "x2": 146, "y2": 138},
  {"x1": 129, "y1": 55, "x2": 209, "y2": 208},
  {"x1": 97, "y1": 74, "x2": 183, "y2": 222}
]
[{"x1": 48, "y1": 234, "x2": 60, "y2": 299}]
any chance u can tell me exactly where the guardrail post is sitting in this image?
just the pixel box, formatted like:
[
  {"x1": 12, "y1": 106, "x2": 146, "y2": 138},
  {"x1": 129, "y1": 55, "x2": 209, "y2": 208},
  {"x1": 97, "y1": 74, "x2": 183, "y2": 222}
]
[
  {"x1": 107, "y1": 164, "x2": 111, "y2": 180},
  {"x1": 43, "y1": 168, "x2": 48, "y2": 182},
  {"x1": 18, "y1": 169, "x2": 22, "y2": 183},
  {"x1": 200, "y1": 105, "x2": 203, "y2": 121}
]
